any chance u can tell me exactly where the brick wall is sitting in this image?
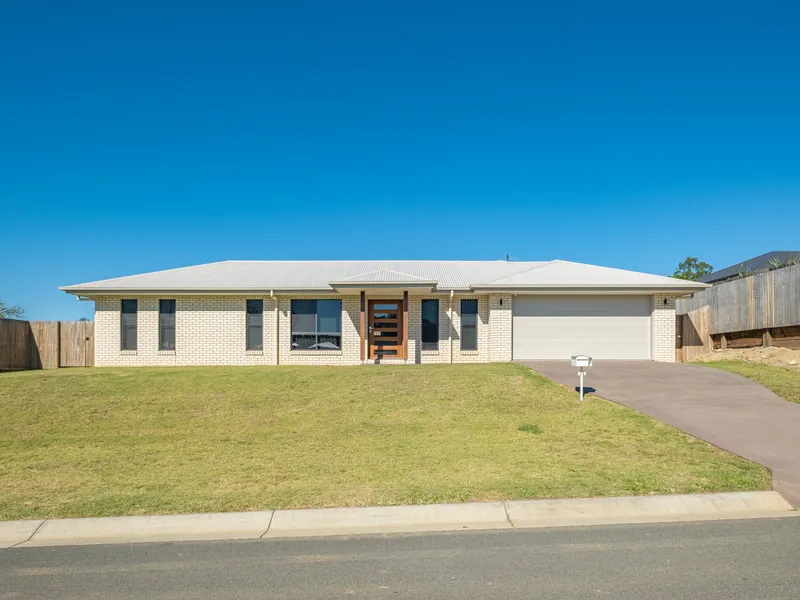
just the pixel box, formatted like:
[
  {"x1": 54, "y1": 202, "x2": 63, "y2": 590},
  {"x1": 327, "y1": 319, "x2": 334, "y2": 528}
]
[
  {"x1": 448, "y1": 295, "x2": 491, "y2": 363},
  {"x1": 95, "y1": 293, "x2": 507, "y2": 366},
  {"x1": 94, "y1": 293, "x2": 676, "y2": 366},
  {"x1": 406, "y1": 295, "x2": 450, "y2": 364},
  {"x1": 406, "y1": 294, "x2": 493, "y2": 364},
  {"x1": 95, "y1": 295, "x2": 278, "y2": 366},
  {"x1": 488, "y1": 294, "x2": 513, "y2": 362},
  {"x1": 651, "y1": 294, "x2": 677, "y2": 362}
]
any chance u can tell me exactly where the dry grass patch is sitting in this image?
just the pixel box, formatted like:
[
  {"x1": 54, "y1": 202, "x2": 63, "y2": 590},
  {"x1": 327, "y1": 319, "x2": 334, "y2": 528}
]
[
  {"x1": 0, "y1": 364, "x2": 770, "y2": 520},
  {"x1": 691, "y1": 346, "x2": 800, "y2": 368}
]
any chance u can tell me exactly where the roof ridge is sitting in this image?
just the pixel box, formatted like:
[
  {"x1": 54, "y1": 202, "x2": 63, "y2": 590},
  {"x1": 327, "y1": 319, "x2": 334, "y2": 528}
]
[
  {"x1": 549, "y1": 259, "x2": 652, "y2": 272},
  {"x1": 482, "y1": 260, "x2": 555, "y2": 284},
  {"x1": 379, "y1": 269, "x2": 429, "y2": 280},
  {"x1": 339, "y1": 268, "x2": 429, "y2": 282},
  {"x1": 221, "y1": 259, "x2": 542, "y2": 264}
]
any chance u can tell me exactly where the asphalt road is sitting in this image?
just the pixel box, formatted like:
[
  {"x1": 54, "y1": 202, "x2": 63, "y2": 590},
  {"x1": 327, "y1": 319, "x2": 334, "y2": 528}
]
[{"x1": 2, "y1": 517, "x2": 799, "y2": 599}]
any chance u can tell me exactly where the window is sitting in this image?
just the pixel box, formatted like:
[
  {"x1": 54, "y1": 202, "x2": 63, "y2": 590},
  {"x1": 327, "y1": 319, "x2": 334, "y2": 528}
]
[
  {"x1": 421, "y1": 299, "x2": 439, "y2": 351},
  {"x1": 246, "y1": 299, "x2": 263, "y2": 351},
  {"x1": 461, "y1": 299, "x2": 478, "y2": 351},
  {"x1": 159, "y1": 299, "x2": 176, "y2": 351},
  {"x1": 291, "y1": 300, "x2": 342, "y2": 350},
  {"x1": 121, "y1": 299, "x2": 137, "y2": 351}
]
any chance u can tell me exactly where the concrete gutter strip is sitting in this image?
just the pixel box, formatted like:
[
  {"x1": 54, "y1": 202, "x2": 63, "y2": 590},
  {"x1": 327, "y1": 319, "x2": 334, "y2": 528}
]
[
  {"x1": 266, "y1": 501, "x2": 511, "y2": 538},
  {"x1": 0, "y1": 520, "x2": 45, "y2": 548},
  {"x1": 19, "y1": 511, "x2": 274, "y2": 547},
  {"x1": 505, "y1": 491, "x2": 794, "y2": 529},
  {"x1": 3, "y1": 492, "x2": 794, "y2": 548}
]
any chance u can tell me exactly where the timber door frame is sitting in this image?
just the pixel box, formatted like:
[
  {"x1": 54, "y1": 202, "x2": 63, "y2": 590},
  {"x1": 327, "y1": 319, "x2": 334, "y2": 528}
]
[{"x1": 368, "y1": 299, "x2": 406, "y2": 360}]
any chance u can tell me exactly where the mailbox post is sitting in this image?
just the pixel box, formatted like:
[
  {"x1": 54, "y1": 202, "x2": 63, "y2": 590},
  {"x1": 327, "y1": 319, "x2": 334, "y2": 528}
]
[{"x1": 570, "y1": 355, "x2": 592, "y2": 401}]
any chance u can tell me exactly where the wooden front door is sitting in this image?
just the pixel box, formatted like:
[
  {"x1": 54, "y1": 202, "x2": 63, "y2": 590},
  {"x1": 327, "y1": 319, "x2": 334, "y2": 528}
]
[{"x1": 368, "y1": 300, "x2": 404, "y2": 359}]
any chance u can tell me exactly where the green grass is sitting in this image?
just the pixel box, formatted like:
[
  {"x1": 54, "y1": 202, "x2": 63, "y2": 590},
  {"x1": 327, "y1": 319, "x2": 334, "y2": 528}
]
[
  {"x1": 702, "y1": 361, "x2": 800, "y2": 404},
  {"x1": 0, "y1": 364, "x2": 770, "y2": 520}
]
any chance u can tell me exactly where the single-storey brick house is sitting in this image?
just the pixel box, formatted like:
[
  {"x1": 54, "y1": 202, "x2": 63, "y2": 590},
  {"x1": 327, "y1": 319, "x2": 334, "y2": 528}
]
[{"x1": 61, "y1": 260, "x2": 707, "y2": 366}]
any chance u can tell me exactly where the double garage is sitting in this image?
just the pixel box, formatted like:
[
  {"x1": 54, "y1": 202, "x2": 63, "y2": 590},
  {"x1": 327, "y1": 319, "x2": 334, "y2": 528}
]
[{"x1": 511, "y1": 295, "x2": 653, "y2": 360}]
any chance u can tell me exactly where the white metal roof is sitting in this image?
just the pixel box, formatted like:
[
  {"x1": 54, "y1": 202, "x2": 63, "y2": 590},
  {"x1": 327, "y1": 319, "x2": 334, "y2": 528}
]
[
  {"x1": 474, "y1": 260, "x2": 697, "y2": 288},
  {"x1": 333, "y1": 269, "x2": 435, "y2": 284},
  {"x1": 61, "y1": 260, "x2": 707, "y2": 296},
  {"x1": 61, "y1": 259, "x2": 708, "y2": 294}
]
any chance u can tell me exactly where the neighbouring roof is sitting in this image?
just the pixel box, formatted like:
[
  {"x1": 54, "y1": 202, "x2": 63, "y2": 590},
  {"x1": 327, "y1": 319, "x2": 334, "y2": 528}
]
[
  {"x1": 698, "y1": 251, "x2": 800, "y2": 284},
  {"x1": 61, "y1": 260, "x2": 708, "y2": 295}
]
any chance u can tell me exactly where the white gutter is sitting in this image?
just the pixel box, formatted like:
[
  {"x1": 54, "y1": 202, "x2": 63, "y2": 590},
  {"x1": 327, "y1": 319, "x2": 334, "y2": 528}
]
[
  {"x1": 270, "y1": 290, "x2": 278, "y2": 365},
  {"x1": 59, "y1": 287, "x2": 344, "y2": 296},
  {"x1": 470, "y1": 284, "x2": 710, "y2": 293},
  {"x1": 449, "y1": 290, "x2": 454, "y2": 364}
]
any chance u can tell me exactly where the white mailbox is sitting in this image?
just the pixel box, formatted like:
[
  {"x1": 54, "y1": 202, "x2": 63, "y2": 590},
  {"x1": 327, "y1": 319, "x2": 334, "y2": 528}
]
[
  {"x1": 570, "y1": 355, "x2": 592, "y2": 401},
  {"x1": 570, "y1": 355, "x2": 592, "y2": 368}
]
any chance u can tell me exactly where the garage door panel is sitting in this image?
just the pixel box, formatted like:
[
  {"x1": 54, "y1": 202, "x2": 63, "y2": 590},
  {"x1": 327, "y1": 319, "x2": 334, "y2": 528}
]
[{"x1": 512, "y1": 296, "x2": 651, "y2": 360}]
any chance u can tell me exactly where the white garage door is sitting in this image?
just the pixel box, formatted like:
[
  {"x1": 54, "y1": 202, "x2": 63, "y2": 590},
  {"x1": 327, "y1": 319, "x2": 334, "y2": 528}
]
[{"x1": 512, "y1": 296, "x2": 652, "y2": 360}]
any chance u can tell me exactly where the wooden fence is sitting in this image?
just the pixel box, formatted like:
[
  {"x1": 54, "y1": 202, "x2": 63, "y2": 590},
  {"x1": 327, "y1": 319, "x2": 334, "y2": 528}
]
[
  {"x1": 0, "y1": 319, "x2": 94, "y2": 371},
  {"x1": 710, "y1": 263, "x2": 800, "y2": 334},
  {"x1": 675, "y1": 305, "x2": 712, "y2": 362},
  {"x1": 59, "y1": 320, "x2": 95, "y2": 367},
  {"x1": 676, "y1": 263, "x2": 800, "y2": 334},
  {"x1": 675, "y1": 263, "x2": 800, "y2": 357},
  {"x1": 676, "y1": 288, "x2": 712, "y2": 315}
]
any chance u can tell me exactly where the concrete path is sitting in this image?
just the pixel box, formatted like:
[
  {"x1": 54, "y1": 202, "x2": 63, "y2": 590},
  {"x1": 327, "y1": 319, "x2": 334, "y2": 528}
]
[
  {"x1": 3, "y1": 518, "x2": 800, "y2": 599},
  {"x1": 522, "y1": 360, "x2": 800, "y2": 506},
  {"x1": 0, "y1": 491, "x2": 792, "y2": 548}
]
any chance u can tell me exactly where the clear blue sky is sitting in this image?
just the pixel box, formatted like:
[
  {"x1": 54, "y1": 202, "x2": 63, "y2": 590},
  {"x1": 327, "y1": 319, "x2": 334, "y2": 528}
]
[{"x1": 2, "y1": 1, "x2": 798, "y2": 320}]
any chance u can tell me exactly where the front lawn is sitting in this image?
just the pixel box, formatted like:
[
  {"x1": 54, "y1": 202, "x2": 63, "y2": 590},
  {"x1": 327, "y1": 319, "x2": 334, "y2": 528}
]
[
  {"x1": 0, "y1": 364, "x2": 769, "y2": 520},
  {"x1": 701, "y1": 361, "x2": 800, "y2": 404}
]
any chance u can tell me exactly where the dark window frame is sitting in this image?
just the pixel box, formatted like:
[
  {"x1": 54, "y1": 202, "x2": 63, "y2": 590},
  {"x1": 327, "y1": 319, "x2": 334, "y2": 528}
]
[
  {"x1": 120, "y1": 299, "x2": 138, "y2": 351},
  {"x1": 291, "y1": 299, "x2": 342, "y2": 351},
  {"x1": 421, "y1": 299, "x2": 439, "y2": 351},
  {"x1": 461, "y1": 299, "x2": 478, "y2": 351},
  {"x1": 158, "y1": 299, "x2": 176, "y2": 351},
  {"x1": 246, "y1": 299, "x2": 264, "y2": 351}
]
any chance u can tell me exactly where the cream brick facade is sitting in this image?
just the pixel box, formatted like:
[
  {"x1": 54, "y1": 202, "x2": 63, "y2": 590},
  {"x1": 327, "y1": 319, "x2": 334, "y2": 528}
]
[
  {"x1": 94, "y1": 292, "x2": 678, "y2": 367},
  {"x1": 94, "y1": 293, "x2": 500, "y2": 367},
  {"x1": 95, "y1": 296, "x2": 279, "y2": 366},
  {"x1": 650, "y1": 293, "x2": 677, "y2": 363},
  {"x1": 488, "y1": 294, "x2": 513, "y2": 362}
]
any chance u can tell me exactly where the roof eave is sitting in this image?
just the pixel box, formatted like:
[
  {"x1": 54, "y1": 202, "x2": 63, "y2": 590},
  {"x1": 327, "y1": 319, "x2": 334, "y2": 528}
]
[
  {"x1": 60, "y1": 286, "x2": 340, "y2": 296},
  {"x1": 470, "y1": 283, "x2": 711, "y2": 293}
]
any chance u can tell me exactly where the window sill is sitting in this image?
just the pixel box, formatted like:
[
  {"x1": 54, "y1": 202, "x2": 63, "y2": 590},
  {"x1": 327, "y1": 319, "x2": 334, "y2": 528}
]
[
  {"x1": 460, "y1": 350, "x2": 479, "y2": 355},
  {"x1": 119, "y1": 350, "x2": 138, "y2": 356},
  {"x1": 421, "y1": 350, "x2": 440, "y2": 355},
  {"x1": 246, "y1": 350, "x2": 264, "y2": 355},
  {"x1": 158, "y1": 350, "x2": 176, "y2": 355},
  {"x1": 290, "y1": 350, "x2": 343, "y2": 355}
]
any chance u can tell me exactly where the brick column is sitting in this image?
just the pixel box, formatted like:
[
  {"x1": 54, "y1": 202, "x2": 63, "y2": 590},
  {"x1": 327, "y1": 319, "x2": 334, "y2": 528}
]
[
  {"x1": 489, "y1": 294, "x2": 513, "y2": 362},
  {"x1": 651, "y1": 294, "x2": 677, "y2": 362}
]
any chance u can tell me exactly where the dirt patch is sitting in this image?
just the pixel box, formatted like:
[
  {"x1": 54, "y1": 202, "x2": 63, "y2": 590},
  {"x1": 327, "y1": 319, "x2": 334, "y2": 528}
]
[{"x1": 690, "y1": 346, "x2": 800, "y2": 367}]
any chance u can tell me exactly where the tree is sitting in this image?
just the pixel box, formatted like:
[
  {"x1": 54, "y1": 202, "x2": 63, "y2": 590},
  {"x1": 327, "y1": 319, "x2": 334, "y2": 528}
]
[
  {"x1": 0, "y1": 298, "x2": 24, "y2": 319},
  {"x1": 673, "y1": 257, "x2": 714, "y2": 281}
]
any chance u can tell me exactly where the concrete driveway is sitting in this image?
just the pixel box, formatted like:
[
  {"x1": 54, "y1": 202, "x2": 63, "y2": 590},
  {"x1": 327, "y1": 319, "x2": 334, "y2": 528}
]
[{"x1": 521, "y1": 360, "x2": 800, "y2": 507}]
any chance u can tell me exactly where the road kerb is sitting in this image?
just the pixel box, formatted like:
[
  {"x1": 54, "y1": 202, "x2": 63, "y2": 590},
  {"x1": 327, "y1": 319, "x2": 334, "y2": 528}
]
[
  {"x1": 265, "y1": 502, "x2": 511, "y2": 538},
  {"x1": 4, "y1": 492, "x2": 795, "y2": 548},
  {"x1": 505, "y1": 491, "x2": 794, "y2": 529},
  {"x1": 0, "y1": 520, "x2": 45, "y2": 548},
  {"x1": 19, "y1": 511, "x2": 274, "y2": 547}
]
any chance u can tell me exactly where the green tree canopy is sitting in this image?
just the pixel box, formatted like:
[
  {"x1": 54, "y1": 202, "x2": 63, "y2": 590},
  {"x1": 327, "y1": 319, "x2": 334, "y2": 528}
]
[
  {"x1": 673, "y1": 257, "x2": 714, "y2": 281},
  {"x1": 0, "y1": 299, "x2": 24, "y2": 319}
]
